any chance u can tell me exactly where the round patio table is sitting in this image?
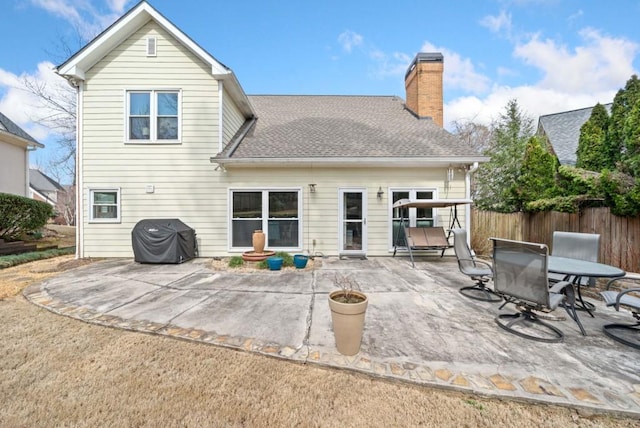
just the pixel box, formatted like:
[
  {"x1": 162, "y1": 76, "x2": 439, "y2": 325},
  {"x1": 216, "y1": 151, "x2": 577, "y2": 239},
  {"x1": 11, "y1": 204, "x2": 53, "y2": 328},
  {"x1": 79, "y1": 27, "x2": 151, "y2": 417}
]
[{"x1": 548, "y1": 256, "x2": 625, "y2": 316}]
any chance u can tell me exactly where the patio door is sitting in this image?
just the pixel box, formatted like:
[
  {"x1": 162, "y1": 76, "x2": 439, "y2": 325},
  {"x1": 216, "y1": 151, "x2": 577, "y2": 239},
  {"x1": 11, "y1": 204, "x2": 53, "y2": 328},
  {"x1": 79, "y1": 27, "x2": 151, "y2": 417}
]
[{"x1": 339, "y1": 188, "x2": 367, "y2": 256}]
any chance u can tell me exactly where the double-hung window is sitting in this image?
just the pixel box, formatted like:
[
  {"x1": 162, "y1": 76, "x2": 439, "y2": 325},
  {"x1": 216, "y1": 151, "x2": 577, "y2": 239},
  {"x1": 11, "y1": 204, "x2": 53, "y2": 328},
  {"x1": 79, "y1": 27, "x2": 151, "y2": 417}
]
[
  {"x1": 231, "y1": 189, "x2": 301, "y2": 250},
  {"x1": 127, "y1": 90, "x2": 180, "y2": 142},
  {"x1": 89, "y1": 189, "x2": 121, "y2": 223},
  {"x1": 391, "y1": 189, "x2": 435, "y2": 247}
]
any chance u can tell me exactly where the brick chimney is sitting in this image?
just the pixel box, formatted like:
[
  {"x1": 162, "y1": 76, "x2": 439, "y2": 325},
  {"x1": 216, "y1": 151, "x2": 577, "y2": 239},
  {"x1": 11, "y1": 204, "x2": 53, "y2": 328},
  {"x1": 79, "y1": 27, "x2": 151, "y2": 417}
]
[{"x1": 404, "y1": 52, "x2": 444, "y2": 127}]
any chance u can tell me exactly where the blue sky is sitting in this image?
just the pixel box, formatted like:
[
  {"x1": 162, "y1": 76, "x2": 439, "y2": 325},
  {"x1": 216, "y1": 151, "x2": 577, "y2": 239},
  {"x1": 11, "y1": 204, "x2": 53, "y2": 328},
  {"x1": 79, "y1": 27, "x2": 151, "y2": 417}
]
[{"x1": 1, "y1": 0, "x2": 639, "y2": 183}]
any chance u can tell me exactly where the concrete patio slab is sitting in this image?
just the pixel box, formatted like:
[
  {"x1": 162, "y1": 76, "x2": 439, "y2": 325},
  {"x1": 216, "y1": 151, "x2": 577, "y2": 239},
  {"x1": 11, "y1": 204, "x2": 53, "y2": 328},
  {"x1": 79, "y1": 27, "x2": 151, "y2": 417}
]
[{"x1": 23, "y1": 255, "x2": 640, "y2": 418}]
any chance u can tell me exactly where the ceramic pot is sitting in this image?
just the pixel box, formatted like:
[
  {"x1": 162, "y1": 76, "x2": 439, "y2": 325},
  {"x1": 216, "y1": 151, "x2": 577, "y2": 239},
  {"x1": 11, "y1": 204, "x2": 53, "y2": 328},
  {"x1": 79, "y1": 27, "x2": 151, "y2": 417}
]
[
  {"x1": 252, "y1": 230, "x2": 265, "y2": 254},
  {"x1": 293, "y1": 254, "x2": 308, "y2": 269},
  {"x1": 267, "y1": 256, "x2": 283, "y2": 270},
  {"x1": 328, "y1": 290, "x2": 368, "y2": 355}
]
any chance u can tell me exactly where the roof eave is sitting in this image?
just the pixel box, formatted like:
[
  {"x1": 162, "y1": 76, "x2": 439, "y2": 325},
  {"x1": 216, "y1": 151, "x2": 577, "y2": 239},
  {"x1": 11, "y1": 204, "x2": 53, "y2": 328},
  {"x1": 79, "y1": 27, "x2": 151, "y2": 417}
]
[
  {"x1": 210, "y1": 156, "x2": 489, "y2": 168},
  {"x1": 0, "y1": 130, "x2": 44, "y2": 149}
]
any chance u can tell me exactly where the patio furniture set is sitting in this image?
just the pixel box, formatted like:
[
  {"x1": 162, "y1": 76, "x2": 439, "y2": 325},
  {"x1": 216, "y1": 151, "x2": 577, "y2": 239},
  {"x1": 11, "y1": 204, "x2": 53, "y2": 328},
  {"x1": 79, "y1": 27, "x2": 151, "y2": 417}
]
[{"x1": 450, "y1": 229, "x2": 640, "y2": 349}]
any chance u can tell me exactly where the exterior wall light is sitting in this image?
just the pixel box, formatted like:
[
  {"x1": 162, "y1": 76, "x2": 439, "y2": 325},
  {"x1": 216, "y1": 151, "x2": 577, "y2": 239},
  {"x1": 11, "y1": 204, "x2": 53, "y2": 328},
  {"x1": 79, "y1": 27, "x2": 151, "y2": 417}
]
[
  {"x1": 377, "y1": 186, "x2": 384, "y2": 200},
  {"x1": 309, "y1": 184, "x2": 316, "y2": 193}
]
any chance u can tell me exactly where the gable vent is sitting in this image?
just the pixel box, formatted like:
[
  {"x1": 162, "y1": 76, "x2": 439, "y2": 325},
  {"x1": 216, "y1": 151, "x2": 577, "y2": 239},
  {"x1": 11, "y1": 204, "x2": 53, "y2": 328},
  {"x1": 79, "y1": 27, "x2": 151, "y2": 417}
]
[{"x1": 146, "y1": 37, "x2": 157, "y2": 56}]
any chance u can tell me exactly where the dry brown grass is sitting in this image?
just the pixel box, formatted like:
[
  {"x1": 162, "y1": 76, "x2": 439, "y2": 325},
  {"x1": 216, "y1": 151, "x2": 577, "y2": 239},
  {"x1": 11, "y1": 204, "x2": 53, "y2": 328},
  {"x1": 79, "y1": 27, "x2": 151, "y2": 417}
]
[{"x1": 0, "y1": 258, "x2": 637, "y2": 426}]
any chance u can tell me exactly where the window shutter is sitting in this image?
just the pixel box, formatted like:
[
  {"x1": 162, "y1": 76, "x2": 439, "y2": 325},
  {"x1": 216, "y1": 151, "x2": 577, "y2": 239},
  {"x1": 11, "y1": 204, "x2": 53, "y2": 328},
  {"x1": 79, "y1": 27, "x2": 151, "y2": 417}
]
[{"x1": 147, "y1": 37, "x2": 157, "y2": 56}]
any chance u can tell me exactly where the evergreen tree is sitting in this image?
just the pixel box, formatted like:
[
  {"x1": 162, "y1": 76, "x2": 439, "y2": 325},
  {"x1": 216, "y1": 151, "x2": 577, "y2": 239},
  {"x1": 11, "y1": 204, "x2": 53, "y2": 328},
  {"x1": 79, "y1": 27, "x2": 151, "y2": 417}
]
[
  {"x1": 514, "y1": 136, "x2": 559, "y2": 210},
  {"x1": 621, "y1": 100, "x2": 640, "y2": 177},
  {"x1": 474, "y1": 99, "x2": 534, "y2": 212},
  {"x1": 605, "y1": 75, "x2": 640, "y2": 170},
  {"x1": 576, "y1": 103, "x2": 610, "y2": 171}
]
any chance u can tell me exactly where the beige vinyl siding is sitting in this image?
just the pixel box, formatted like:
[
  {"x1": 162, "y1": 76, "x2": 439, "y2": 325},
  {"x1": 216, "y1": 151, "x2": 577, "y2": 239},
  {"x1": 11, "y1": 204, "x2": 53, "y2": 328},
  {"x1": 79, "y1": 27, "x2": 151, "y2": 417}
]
[
  {"x1": 222, "y1": 90, "x2": 245, "y2": 146},
  {"x1": 0, "y1": 141, "x2": 27, "y2": 196},
  {"x1": 221, "y1": 166, "x2": 467, "y2": 257},
  {"x1": 81, "y1": 20, "x2": 224, "y2": 257}
]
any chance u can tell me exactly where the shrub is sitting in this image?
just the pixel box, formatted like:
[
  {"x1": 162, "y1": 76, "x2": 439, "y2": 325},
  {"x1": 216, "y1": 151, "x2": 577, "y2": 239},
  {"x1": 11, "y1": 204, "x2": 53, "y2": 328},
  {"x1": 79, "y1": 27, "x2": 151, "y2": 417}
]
[
  {"x1": 0, "y1": 246, "x2": 75, "y2": 269},
  {"x1": 0, "y1": 193, "x2": 54, "y2": 241},
  {"x1": 228, "y1": 256, "x2": 244, "y2": 268},
  {"x1": 275, "y1": 252, "x2": 294, "y2": 267}
]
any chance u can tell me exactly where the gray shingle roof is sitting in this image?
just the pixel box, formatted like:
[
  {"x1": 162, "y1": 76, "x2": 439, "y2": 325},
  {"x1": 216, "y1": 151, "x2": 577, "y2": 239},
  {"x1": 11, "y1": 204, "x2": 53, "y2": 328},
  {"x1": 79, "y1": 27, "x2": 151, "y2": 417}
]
[
  {"x1": 537, "y1": 103, "x2": 612, "y2": 165},
  {"x1": 218, "y1": 95, "x2": 483, "y2": 160},
  {"x1": 0, "y1": 111, "x2": 40, "y2": 146},
  {"x1": 30, "y1": 169, "x2": 65, "y2": 193}
]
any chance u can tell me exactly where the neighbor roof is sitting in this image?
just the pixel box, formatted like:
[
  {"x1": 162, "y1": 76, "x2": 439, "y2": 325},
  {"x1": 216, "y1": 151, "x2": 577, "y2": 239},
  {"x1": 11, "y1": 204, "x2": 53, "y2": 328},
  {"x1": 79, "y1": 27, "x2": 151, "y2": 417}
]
[
  {"x1": 538, "y1": 103, "x2": 612, "y2": 165},
  {"x1": 0, "y1": 111, "x2": 43, "y2": 148},
  {"x1": 30, "y1": 169, "x2": 65, "y2": 193},
  {"x1": 214, "y1": 95, "x2": 486, "y2": 166}
]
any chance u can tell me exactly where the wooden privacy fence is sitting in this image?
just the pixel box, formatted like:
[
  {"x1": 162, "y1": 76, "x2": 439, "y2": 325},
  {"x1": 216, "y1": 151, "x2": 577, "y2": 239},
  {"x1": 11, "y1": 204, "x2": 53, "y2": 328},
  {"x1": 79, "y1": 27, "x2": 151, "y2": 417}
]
[{"x1": 471, "y1": 207, "x2": 640, "y2": 273}]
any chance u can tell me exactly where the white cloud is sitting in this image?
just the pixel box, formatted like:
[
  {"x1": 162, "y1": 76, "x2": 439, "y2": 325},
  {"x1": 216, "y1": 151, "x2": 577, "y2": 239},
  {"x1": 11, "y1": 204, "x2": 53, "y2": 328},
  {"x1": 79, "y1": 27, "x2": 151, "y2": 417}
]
[
  {"x1": 338, "y1": 30, "x2": 363, "y2": 53},
  {"x1": 514, "y1": 28, "x2": 638, "y2": 94},
  {"x1": 29, "y1": 0, "x2": 131, "y2": 40},
  {"x1": 0, "y1": 62, "x2": 66, "y2": 142},
  {"x1": 420, "y1": 42, "x2": 491, "y2": 94},
  {"x1": 480, "y1": 10, "x2": 512, "y2": 36},
  {"x1": 368, "y1": 50, "x2": 412, "y2": 79},
  {"x1": 442, "y1": 26, "x2": 637, "y2": 130},
  {"x1": 106, "y1": 0, "x2": 129, "y2": 13},
  {"x1": 444, "y1": 84, "x2": 617, "y2": 129}
]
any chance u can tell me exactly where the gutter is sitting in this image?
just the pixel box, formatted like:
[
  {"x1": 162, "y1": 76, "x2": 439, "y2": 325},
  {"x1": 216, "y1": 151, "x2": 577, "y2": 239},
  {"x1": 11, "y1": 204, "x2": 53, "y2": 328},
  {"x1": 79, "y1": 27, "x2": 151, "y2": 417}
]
[{"x1": 210, "y1": 156, "x2": 488, "y2": 168}]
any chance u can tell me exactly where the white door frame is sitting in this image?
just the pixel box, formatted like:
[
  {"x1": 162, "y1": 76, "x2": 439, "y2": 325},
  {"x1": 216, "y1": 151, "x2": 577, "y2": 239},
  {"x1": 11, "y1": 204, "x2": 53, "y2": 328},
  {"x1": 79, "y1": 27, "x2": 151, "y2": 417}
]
[{"x1": 338, "y1": 187, "x2": 367, "y2": 256}]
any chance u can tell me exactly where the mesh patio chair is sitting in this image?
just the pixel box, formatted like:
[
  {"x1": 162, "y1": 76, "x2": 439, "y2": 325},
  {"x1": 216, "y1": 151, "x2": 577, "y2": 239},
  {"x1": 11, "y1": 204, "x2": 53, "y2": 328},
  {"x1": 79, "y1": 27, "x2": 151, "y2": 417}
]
[
  {"x1": 550, "y1": 231, "x2": 600, "y2": 314},
  {"x1": 491, "y1": 238, "x2": 585, "y2": 342},
  {"x1": 600, "y1": 276, "x2": 640, "y2": 349},
  {"x1": 452, "y1": 228, "x2": 500, "y2": 302}
]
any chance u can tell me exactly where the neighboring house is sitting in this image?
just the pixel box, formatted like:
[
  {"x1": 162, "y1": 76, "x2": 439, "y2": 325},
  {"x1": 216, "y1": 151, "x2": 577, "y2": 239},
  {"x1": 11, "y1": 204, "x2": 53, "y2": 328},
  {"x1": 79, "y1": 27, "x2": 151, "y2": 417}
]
[
  {"x1": 29, "y1": 168, "x2": 65, "y2": 206},
  {"x1": 0, "y1": 112, "x2": 43, "y2": 197},
  {"x1": 55, "y1": 1, "x2": 487, "y2": 259},
  {"x1": 537, "y1": 103, "x2": 612, "y2": 166}
]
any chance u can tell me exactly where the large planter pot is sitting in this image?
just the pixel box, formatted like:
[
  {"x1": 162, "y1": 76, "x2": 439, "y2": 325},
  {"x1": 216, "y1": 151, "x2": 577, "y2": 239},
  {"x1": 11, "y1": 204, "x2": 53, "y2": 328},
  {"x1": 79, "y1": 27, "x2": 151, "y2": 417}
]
[
  {"x1": 328, "y1": 290, "x2": 368, "y2": 356},
  {"x1": 293, "y1": 254, "x2": 308, "y2": 269},
  {"x1": 267, "y1": 256, "x2": 283, "y2": 271},
  {"x1": 252, "y1": 230, "x2": 265, "y2": 254}
]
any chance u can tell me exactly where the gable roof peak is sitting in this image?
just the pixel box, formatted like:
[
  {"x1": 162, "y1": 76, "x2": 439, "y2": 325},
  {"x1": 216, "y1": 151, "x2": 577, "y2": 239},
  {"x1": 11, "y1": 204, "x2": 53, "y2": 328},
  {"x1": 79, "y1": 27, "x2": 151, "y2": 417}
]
[{"x1": 55, "y1": 1, "x2": 253, "y2": 116}]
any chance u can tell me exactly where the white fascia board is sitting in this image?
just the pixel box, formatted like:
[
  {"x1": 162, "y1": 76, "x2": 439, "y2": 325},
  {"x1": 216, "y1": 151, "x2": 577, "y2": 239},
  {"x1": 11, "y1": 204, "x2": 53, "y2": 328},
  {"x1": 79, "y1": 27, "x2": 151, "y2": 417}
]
[
  {"x1": 0, "y1": 131, "x2": 44, "y2": 149},
  {"x1": 57, "y1": 2, "x2": 230, "y2": 80},
  {"x1": 57, "y1": 3, "x2": 152, "y2": 77},
  {"x1": 214, "y1": 71, "x2": 255, "y2": 117},
  {"x1": 212, "y1": 156, "x2": 489, "y2": 168}
]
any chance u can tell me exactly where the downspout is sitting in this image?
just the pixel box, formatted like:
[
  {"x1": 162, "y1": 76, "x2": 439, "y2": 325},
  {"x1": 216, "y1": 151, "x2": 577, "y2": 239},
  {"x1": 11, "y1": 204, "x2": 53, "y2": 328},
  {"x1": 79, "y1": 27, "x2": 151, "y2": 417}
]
[
  {"x1": 75, "y1": 80, "x2": 83, "y2": 259},
  {"x1": 465, "y1": 162, "x2": 479, "y2": 246},
  {"x1": 25, "y1": 149, "x2": 30, "y2": 197},
  {"x1": 218, "y1": 80, "x2": 224, "y2": 154}
]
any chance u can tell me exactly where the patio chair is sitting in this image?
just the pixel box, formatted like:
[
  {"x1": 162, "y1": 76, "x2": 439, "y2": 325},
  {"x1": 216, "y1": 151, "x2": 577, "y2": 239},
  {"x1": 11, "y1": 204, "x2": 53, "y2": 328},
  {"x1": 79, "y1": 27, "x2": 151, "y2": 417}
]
[
  {"x1": 550, "y1": 231, "x2": 600, "y2": 315},
  {"x1": 600, "y1": 276, "x2": 640, "y2": 349},
  {"x1": 452, "y1": 228, "x2": 500, "y2": 302},
  {"x1": 550, "y1": 231, "x2": 600, "y2": 287},
  {"x1": 491, "y1": 238, "x2": 585, "y2": 342}
]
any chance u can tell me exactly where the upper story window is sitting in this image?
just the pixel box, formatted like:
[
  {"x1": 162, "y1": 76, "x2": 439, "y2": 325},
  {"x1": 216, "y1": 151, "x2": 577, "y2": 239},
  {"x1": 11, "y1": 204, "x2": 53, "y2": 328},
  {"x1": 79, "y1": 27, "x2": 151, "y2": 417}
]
[{"x1": 127, "y1": 90, "x2": 180, "y2": 143}]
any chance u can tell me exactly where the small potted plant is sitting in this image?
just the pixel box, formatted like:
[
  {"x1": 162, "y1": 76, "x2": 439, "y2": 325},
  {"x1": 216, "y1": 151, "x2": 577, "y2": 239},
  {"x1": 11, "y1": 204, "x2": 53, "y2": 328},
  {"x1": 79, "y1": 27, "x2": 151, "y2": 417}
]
[
  {"x1": 328, "y1": 274, "x2": 368, "y2": 355},
  {"x1": 293, "y1": 254, "x2": 309, "y2": 269},
  {"x1": 266, "y1": 256, "x2": 283, "y2": 270}
]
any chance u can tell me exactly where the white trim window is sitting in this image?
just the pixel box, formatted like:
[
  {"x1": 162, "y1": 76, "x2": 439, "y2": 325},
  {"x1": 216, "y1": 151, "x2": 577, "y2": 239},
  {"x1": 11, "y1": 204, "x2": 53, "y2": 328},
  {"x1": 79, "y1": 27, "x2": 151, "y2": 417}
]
[
  {"x1": 230, "y1": 189, "x2": 302, "y2": 250},
  {"x1": 89, "y1": 188, "x2": 121, "y2": 223},
  {"x1": 390, "y1": 188, "x2": 436, "y2": 248},
  {"x1": 126, "y1": 90, "x2": 180, "y2": 142}
]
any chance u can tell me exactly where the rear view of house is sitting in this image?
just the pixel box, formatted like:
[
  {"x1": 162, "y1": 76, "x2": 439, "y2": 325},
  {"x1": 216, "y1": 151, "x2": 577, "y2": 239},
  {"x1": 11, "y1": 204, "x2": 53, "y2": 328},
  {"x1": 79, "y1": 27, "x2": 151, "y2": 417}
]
[{"x1": 56, "y1": 1, "x2": 486, "y2": 259}]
